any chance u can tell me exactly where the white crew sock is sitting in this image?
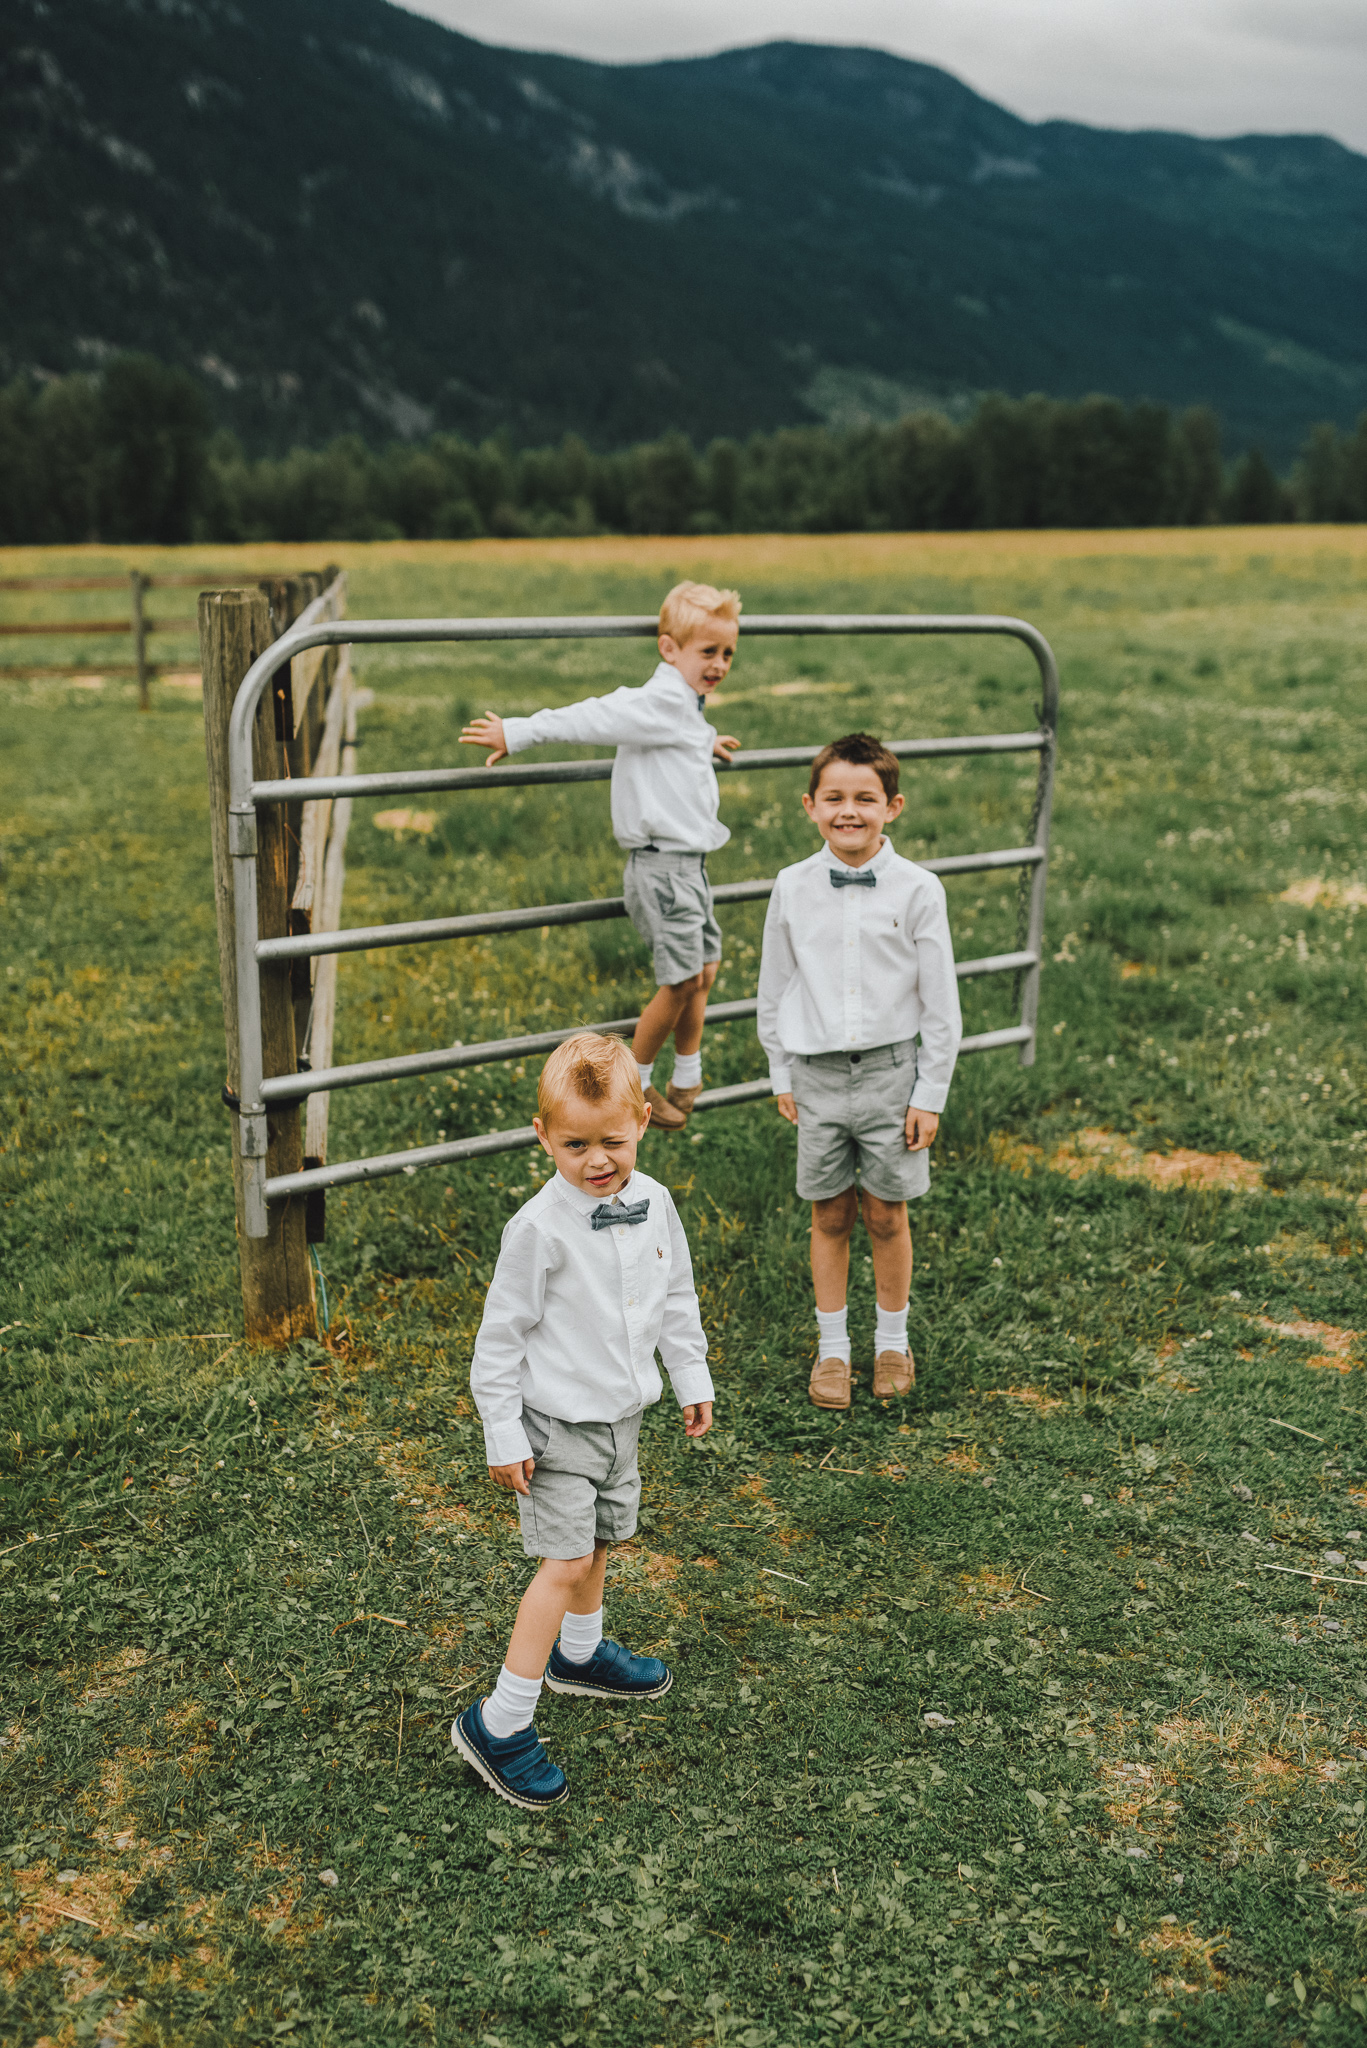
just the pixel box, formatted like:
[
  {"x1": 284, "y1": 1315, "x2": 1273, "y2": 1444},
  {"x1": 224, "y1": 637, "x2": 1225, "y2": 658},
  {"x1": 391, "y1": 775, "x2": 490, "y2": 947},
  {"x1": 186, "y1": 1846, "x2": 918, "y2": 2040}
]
[
  {"x1": 875, "y1": 1302, "x2": 910, "y2": 1355},
  {"x1": 637, "y1": 1060, "x2": 655, "y2": 1091},
  {"x1": 815, "y1": 1304, "x2": 851, "y2": 1364},
  {"x1": 671, "y1": 1050, "x2": 702, "y2": 1090},
  {"x1": 482, "y1": 1664, "x2": 543, "y2": 1738},
  {"x1": 559, "y1": 1605, "x2": 604, "y2": 1664}
]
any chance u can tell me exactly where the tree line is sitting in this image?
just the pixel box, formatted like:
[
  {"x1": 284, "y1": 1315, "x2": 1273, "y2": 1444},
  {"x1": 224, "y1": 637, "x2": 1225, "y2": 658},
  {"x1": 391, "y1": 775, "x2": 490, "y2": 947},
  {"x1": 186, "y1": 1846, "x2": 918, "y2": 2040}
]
[{"x1": 2, "y1": 355, "x2": 1366, "y2": 546}]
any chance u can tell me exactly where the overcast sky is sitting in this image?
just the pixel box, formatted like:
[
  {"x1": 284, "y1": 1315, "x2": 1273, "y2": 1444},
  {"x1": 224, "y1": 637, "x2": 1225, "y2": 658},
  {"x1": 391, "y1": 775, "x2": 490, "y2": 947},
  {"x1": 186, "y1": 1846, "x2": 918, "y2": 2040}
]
[{"x1": 400, "y1": 0, "x2": 1367, "y2": 152}]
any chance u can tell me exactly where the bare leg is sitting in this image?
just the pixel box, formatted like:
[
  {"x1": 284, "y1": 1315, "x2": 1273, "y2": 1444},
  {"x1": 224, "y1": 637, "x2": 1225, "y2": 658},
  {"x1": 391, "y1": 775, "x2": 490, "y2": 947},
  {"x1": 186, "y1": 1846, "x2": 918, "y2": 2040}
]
[
  {"x1": 861, "y1": 1191, "x2": 913, "y2": 1307},
  {"x1": 810, "y1": 1186, "x2": 859, "y2": 1311},
  {"x1": 503, "y1": 1546, "x2": 608, "y2": 1680},
  {"x1": 631, "y1": 982, "x2": 691, "y2": 1066},
  {"x1": 672, "y1": 960, "x2": 719, "y2": 1057}
]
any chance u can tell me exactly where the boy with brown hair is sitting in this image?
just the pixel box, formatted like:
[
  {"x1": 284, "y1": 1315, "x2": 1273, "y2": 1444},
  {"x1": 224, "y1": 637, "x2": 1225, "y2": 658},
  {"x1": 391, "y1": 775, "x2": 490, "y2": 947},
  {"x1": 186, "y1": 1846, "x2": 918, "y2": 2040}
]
[
  {"x1": 460, "y1": 582, "x2": 742, "y2": 1131},
  {"x1": 757, "y1": 734, "x2": 962, "y2": 1410},
  {"x1": 453, "y1": 1032, "x2": 713, "y2": 1810}
]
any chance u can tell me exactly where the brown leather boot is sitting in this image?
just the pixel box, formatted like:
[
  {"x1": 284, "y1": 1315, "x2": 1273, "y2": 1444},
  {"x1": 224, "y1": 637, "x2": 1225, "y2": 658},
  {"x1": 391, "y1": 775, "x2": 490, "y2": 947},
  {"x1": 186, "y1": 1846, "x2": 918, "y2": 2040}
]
[
  {"x1": 665, "y1": 1081, "x2": 702, "y2": 1121},
  {"x1": 644, "y1": 1084, "x2": 688, "y2": 1132},
  {"x1": 873, "y1": 1350, "x2": 916, "y2": 1398},
  {"x1": 809, "y1": 1355, "x2": 851, "y2": 1409}
]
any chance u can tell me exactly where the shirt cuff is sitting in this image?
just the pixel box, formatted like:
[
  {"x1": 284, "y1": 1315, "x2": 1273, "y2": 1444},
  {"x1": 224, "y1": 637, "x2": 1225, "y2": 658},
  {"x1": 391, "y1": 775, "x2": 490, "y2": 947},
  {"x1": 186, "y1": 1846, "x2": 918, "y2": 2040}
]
[
  {"x1": 768, "y1": 1063, "x2": 793, "y2": 1095},
  {"x1": 909, "y1": 1080, "x2": 949, "y2": 1114},
  {"x1": 668, "y1": 1366, "x2": 715, "y2": 1409},
  {"x1": 482, "y1": 1419, "x2": 533, "y2": 1466},
  {"x1": 500, "y1": 715, "x2": 535, "y2": 755}
]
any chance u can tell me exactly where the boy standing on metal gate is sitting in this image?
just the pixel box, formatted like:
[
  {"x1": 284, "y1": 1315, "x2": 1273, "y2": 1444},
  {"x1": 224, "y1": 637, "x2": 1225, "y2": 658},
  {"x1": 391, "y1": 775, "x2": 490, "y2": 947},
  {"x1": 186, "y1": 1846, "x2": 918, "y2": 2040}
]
[
  {"x1": 459, "y1": 582, "x2": 742, "y2": 1133},
  {"x1": 453, "y1": 1031, "x2": 714, "y2": 1810},
  {"x1": 757, "y1": 734, "x2": 962, "y2": 1411}
]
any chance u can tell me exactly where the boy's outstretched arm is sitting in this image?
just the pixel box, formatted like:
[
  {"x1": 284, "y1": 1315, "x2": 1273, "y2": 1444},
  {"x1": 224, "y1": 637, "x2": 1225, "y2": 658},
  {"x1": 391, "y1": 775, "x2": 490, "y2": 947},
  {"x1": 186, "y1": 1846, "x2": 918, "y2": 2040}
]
[{"x1": 462, "y1": 683, "x2": 705, "y2": 770}]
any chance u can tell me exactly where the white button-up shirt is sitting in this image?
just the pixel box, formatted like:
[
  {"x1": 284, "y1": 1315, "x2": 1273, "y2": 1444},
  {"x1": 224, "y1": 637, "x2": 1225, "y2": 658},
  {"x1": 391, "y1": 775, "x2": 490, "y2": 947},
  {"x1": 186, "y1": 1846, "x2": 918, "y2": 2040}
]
[
  {"x1": 469, "y1": 1168, "x2": 713, "y2": 1467},
  {"x1": 756, "y1": 837, "x2": 963, "y2": 1110},
  {"x1": 501, "y1": 662, "x2": 730, "y2": 854}
]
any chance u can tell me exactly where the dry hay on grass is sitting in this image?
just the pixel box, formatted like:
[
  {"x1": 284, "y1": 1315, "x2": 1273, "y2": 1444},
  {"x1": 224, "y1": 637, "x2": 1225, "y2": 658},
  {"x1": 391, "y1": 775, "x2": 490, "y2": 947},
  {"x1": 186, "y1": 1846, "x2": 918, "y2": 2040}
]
[
  {"x1": 1254, "y1": 1313, "x2": 1361, "y2": 1372},
  {"x1": 1099, "y1": 1757, "x2": 1184, "y2": 1843},
  {"x1": 984, "y1": 1385, "x2": 1064, "y2": 1416},
  {"x1": 992, "y1": 1127, "x2": 1264, "y2": 1193},
  {"x1": 377, "y1": 1436, "x2": 483, "y2": 1536},
  {"x1": 938, "y1": 1443, "x2": 986, "y2": 1478},
  {"x1": 952, "y1": 1566, "x2": 1050, "y2": 1619},
  {"x1": 3, "y1": 1648, "x2": 295, "y2": 2028},
  {"x1": 1280, "y1": 877, "x2": 1367, "y2": 911},
  {"x1": 603, "y1": 1542, "x2": 687, "y2": 1618},
  {"x1": 1097, "y1": 1695, "x2": 1362, "y2": 1875},
  {"x1": 373, "y1": 807, "x2": 436, "y2": 837}
]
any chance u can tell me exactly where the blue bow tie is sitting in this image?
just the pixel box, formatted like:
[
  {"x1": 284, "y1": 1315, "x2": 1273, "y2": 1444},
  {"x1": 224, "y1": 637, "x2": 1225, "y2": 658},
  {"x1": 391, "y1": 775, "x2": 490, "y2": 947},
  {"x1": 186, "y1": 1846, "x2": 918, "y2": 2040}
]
[
  {"x1": 830, "y1": 866, "x2": 877, "y2": 888},
  {"x1": 590, "y1": 1197, "x2": 651, "y2": 1230}
]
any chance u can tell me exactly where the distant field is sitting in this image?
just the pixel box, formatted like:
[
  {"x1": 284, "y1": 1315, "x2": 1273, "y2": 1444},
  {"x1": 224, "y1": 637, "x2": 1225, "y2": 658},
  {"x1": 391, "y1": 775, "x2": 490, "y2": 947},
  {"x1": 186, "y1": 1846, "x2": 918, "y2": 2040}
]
[{"x1": 3, "y1": 528, "x2": 1366, "y2": 2047}]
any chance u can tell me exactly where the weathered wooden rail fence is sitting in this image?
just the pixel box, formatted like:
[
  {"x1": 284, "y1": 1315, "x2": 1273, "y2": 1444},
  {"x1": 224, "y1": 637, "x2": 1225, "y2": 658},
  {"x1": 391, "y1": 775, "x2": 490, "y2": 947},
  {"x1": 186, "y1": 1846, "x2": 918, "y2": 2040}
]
[{"x1": 0, "y1": 568, "x2": 287, "y2": 708}]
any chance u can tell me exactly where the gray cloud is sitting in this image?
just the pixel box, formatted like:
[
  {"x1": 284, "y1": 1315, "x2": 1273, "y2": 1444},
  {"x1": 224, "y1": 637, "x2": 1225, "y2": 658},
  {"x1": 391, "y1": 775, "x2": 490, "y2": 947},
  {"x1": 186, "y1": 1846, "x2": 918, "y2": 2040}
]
[{"x1": 398, "y1": 0, "x2": 1367, "y2": 150}]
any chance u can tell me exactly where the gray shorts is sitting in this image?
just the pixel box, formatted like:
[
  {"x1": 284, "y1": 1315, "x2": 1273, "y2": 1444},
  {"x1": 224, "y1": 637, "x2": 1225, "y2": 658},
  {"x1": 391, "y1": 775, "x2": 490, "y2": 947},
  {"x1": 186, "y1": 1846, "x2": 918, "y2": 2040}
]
[
  {"x1": 517, "y1": 1405, "x2": 642, "y2": 1559},
  {"x1": 790, "y1": 1040, "x2": 931, "y2": 1205},
  {"x1": 623, "y1": 849, "x2": 723, "y2": 987}
]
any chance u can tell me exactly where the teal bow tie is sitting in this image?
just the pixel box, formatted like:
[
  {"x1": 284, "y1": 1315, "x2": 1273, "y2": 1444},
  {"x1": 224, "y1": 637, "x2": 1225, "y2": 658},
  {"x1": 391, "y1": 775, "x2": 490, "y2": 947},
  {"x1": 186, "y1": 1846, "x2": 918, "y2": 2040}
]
[
  {"x1": 830, "y1": 866, "x2": 877, "y2": 888},
  {"x1": 590, "y1": 1198, "x2": 651, "y2": 1230}
]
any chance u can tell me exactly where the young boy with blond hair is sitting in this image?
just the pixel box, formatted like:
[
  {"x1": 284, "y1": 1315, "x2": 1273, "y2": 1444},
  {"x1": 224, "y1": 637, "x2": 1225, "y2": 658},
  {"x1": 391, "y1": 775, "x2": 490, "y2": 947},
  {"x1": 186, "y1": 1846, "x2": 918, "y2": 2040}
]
[
  {"x1": 460, "y1": 582, "x2": 742, "y2": 1132},
  {"x1": 453, "y1": 1032, "x2": 714, "y2": 1810},
  {"x1": 757, "y1": 733, "x2": 962, "y2": 1411}
]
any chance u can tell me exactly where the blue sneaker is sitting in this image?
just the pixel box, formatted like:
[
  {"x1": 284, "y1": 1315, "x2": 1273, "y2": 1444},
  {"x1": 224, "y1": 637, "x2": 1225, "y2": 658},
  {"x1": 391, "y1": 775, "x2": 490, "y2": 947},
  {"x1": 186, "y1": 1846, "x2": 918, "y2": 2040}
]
[
  {"x1": 450, "y1": 1698, "x2": 568, "y2": 1811},
  {"x1": 544, "y1": 1637, "x2": 673, "y2": 1702}
]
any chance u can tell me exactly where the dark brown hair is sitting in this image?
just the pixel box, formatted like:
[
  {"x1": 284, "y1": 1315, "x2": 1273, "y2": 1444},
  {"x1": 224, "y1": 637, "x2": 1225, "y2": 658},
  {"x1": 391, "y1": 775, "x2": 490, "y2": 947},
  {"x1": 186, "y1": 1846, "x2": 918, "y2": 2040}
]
[{"x1": 808, "y1": 732, "x2": 900, "y2": 801}]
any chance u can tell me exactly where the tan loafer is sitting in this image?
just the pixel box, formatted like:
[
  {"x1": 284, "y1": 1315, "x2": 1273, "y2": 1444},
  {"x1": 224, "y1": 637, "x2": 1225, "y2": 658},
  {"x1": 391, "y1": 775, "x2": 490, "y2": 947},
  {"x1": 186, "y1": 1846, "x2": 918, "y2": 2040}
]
[
  {"x1": 643, "y1": 1084, "x2": 688, "y2": 1132},
  {"x1": 665, "y1": 1081, "x2": 702, "y2": 1120},
  {"x1": 809, "y1": 1354, "x2": 851, "y2": 1409},
  {"x1": 873, "y1": 1349, "x2": 915, "y2": 1398}
]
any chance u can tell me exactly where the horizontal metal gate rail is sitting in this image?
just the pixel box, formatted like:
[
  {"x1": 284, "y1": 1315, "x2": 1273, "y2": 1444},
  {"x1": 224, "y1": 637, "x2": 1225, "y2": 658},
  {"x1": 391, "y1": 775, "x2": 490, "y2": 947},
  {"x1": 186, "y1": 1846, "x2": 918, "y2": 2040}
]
[{"x1": 228, "y1": 614, "x2": 1059, "y2": 1235}]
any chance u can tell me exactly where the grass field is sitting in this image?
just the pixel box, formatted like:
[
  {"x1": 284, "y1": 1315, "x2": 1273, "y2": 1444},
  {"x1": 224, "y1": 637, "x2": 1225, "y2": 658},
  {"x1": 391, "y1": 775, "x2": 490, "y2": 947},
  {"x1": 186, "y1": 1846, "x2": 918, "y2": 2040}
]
[{"x1": 3, "y1": 527, "x2": 1367, "y2": 2048}]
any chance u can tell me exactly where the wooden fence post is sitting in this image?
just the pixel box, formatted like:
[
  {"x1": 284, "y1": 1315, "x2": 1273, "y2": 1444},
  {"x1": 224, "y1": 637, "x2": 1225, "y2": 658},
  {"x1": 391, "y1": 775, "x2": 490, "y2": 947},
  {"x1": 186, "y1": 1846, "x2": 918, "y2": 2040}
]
[
  {"x1": 200, "y1": 587, "x2": 317, "y2": 1346},
  {"x1": 130, "y1": 570, "x2": 149, "y2": 711}
]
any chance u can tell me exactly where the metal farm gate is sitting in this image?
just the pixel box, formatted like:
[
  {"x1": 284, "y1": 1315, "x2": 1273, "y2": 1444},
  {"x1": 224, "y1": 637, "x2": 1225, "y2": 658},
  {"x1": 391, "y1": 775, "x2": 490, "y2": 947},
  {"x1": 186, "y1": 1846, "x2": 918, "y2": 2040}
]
[{"x1": 212, "y1": 609, "x2": 1058, "y2": 1331}]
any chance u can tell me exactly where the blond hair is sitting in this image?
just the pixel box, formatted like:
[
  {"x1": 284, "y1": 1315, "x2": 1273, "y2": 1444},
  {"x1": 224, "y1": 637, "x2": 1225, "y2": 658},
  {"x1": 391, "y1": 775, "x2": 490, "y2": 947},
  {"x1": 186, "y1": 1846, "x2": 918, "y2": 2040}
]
[
  {"x1": 658, "y1": 580, "x2": 742, "y2": 647},
  {"x1": 538, "y1": 1032, "x2": 645, "y2": 1127}
]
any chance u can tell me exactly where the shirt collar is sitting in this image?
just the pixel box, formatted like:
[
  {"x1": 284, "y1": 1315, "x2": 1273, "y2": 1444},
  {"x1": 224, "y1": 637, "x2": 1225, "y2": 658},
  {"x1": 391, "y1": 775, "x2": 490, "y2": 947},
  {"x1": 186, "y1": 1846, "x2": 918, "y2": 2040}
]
[
  {"x1": 553, "y1": 1168, "x2": 644, "y2": 1217},
  {"x1": 822, "y1": 835, "x2": 895, "y2": 878},
  {"x1": 651, "y1": 660, "x2": 708, "y2": 712}
]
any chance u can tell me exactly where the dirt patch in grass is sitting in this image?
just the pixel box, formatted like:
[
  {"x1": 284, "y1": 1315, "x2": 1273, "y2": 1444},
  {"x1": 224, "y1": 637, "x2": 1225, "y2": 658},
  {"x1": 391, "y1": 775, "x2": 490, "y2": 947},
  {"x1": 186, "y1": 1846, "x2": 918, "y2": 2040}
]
[
  {"x1": 1120, "y1": 961, "x2": 1158, "y2": 979},
  {"x1": 1254, "y1": 1313, "x2": 1361, "y2": 1371},
  {"x1": 1140, "y1": 1919, "x2": 1229, "y2": 1996},
  {"x1": 992, "y1": 1127, "x2": 1265, "y2": 1193},
  {"x1": 939, "y1": 1445, "x2": 985, "y2": 1477}
]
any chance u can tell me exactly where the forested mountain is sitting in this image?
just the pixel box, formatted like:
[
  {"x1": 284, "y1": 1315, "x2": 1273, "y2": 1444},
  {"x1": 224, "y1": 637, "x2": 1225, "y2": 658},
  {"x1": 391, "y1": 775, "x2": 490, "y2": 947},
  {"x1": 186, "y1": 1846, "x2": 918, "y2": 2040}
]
[{"x1": 3, "y1": 0, "x2": 1366, "y2": 461}]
